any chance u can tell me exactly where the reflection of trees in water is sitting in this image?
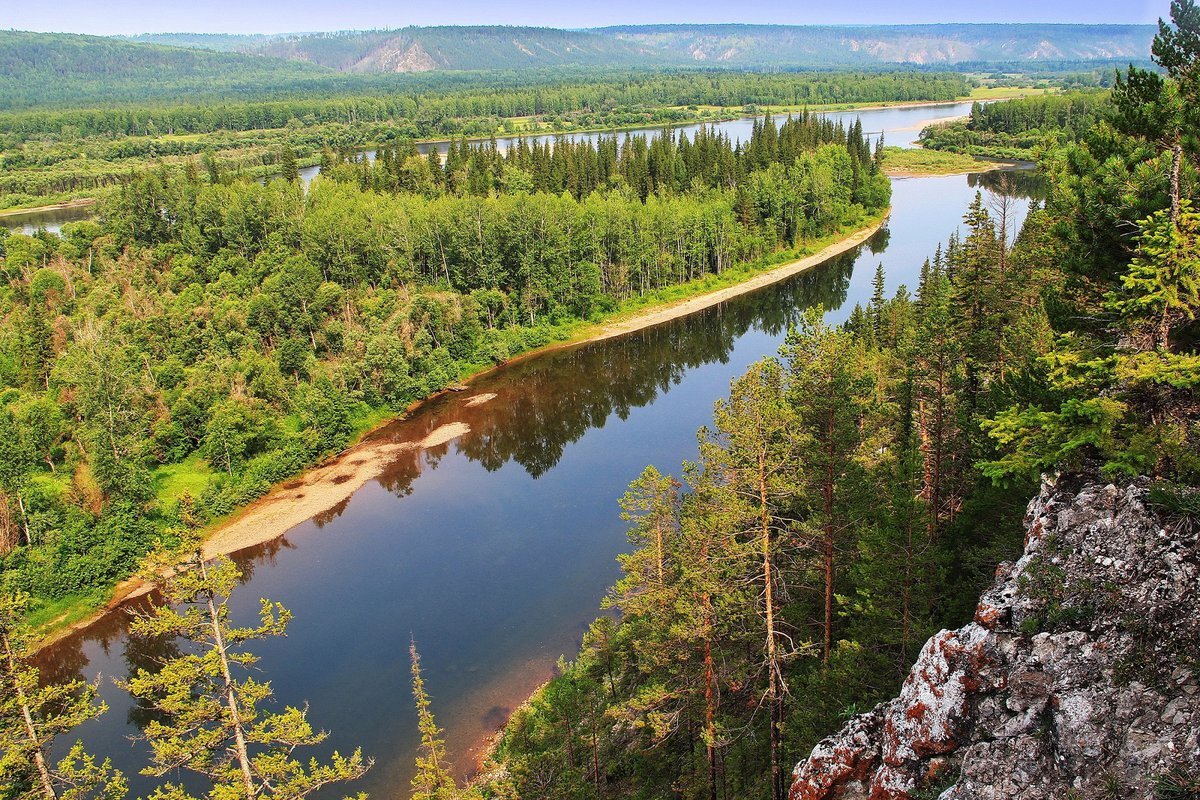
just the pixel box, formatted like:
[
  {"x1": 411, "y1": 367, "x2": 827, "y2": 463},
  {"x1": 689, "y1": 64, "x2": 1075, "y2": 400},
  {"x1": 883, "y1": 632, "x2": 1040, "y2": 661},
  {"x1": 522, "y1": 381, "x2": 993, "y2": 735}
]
[
  {"x1": 968, "y1": 170, "x2": 1046, "y2": 201},
  {"x1": 866, "y1": 224, "x2": 891, "y2": 255},
  {"x1": 33, "y1": 596, "x2": 157, "y2": 687},
  {"x1": 122, "y1": 612, "x2": 183, "y2": 730},
  {"x1": 372, "y1": 250, "x2": 856, "y2": 490}
]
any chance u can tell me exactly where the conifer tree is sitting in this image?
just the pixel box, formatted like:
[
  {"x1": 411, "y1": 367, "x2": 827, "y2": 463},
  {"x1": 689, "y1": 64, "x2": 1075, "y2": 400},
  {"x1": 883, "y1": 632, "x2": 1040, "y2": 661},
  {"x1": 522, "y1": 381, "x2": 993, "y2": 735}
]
[
  {"x1": 278, "y1": 147, "x2": 300, "y2": 183},
  {"x1": 0, "y1": 594, "x2": 126, "y2": 800},
  {"x1": 408, "y1": 640, "x2": 464, "y2": 800},
  {"x1": 699, "y1": 358, "x2": 801, "y2": 800},
  {"x1": 122, "y1": 554, "x2": 369, "y2": 800},
  {"x1": 783, "y1": 307, "x2": 874, "y2": 663}
]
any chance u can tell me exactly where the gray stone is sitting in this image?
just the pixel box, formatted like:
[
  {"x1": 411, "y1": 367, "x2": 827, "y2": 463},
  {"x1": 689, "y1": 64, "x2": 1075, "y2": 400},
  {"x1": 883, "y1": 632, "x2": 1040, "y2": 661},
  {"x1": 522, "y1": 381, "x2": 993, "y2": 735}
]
[{"x1": 790, "y1": 477, "x2": 1200, "y2": 800}]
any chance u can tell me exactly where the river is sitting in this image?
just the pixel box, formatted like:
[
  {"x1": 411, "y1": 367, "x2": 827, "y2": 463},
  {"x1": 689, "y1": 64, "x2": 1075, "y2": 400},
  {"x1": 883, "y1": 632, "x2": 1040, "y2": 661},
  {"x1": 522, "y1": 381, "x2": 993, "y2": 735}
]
[
  {"x1": 31, "y1": 104, "x2": 1034, "y2": 799},
  {"x1": 2, "y1": 101, "x2": 976, "y2": 235},
  {"x1": 294, "y1": 100, "x2": 979, "y2": 185}
]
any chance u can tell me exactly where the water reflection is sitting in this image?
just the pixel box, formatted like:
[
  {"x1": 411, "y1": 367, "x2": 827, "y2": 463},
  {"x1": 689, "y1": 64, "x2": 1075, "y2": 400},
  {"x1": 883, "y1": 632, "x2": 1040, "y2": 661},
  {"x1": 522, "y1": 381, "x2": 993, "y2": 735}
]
[
  {"x1": 374, "y1": 252, "x2": 854, "y2": 492},
  {"x1": 968, "y1": 168, "x2": 1045, "y2": 200}
]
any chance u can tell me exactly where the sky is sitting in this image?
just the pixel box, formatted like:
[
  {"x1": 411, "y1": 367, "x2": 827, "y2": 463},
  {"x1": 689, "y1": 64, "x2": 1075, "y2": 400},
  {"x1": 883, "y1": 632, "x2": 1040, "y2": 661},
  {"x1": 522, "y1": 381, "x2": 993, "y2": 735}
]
[{"x1": 0, "y1": 0, "x2": 1169, "y2": 36}]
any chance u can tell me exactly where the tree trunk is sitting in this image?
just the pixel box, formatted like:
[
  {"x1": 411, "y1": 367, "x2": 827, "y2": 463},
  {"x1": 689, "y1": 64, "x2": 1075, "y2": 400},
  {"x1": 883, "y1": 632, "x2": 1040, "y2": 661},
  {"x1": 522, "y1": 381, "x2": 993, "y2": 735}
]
[
  {"x1": 1171, "y1": 138, "x2": 1183, "y2": 230},
  {"x1": 3, "y1": 630, "x2": 57, "y2": 800},
  {"x1": 703, "y1": 591, "x2": 718, "y2": 800},
  {"x1": 200, "y1": 558, "x2": 257, "y2": 800},
  {"x1": 758, "y1": 454, "x2": 783, "y2": 800},
  {"x1": 16, "y1": 493, "x2": 32, "y2": 547},
  {"x1": 823, "y1": 415, "x2": 836, "y2": 664}
]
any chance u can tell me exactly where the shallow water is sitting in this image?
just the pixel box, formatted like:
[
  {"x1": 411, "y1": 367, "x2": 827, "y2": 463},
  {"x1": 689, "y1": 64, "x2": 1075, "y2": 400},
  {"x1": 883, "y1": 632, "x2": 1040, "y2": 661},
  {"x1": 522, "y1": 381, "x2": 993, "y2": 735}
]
[
  {"x1": 0, "y1": 203, "x2": 95, "y2": 235},
  {"x1": 34, "y1": 166, "x2": 1034, "y2": 799}
]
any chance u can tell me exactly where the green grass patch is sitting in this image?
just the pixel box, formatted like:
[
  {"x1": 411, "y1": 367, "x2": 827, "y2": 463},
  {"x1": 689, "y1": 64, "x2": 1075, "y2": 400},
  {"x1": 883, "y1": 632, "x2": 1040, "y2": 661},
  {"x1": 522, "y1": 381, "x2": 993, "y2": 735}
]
[
  {"x1": 153, "y1": 453, "x2": 216, "y2": 504},
  {"x1": 24, "y1": 589, "x2": 113, "y2": 639},
  {"x1": 968, "y1": 86, "x2": 1056, "y2": 100},
  {"x1": 881, "y1": 146, "x2": 1000, "y2": 175}
]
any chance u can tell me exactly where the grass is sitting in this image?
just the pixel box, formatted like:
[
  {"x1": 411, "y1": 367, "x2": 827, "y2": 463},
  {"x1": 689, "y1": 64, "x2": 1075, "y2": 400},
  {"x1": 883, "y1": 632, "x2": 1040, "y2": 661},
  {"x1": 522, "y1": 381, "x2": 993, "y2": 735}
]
[
  {"x1": 24, "y1": 589, "x2": 116, "y2": 640},
  {"x1": 152, "y1": 453, "x2": 216, "y2": 504},
  {"x1": 881, "y1": 146, "x2": 1002, "y2": 175},
  {"x1": 968, "y1": 85, "x2": 1056, "y2": 100}
]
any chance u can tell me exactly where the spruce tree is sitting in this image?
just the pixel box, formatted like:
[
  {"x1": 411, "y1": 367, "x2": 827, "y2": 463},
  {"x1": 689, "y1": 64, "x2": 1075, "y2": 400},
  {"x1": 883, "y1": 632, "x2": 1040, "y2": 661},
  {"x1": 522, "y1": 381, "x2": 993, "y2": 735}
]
[
  {"x1": 278, "y1": 147, "x2": 300, "y2": 183},
  {"x1": 408, "y1": 641, "x2": 459, "y2": 800}
]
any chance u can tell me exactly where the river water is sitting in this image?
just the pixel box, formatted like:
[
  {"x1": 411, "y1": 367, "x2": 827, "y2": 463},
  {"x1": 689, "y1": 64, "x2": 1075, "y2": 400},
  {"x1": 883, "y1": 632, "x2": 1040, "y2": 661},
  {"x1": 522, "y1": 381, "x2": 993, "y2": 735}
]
[{"x1": 32, "y1": 104, "x2": 1033, "y2": 799}]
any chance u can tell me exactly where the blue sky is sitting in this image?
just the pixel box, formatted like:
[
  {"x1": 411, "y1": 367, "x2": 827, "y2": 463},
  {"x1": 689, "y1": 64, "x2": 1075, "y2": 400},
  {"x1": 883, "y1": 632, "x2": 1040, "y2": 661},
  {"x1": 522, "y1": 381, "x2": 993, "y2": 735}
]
[{"x1": 1, "y1": 0, "x2": 1168, "y2": 35}]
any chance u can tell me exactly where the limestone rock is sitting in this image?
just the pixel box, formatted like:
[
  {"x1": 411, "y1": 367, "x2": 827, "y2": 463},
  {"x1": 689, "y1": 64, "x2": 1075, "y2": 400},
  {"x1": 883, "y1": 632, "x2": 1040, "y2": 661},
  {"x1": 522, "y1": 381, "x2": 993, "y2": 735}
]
[{"x1": 790, "y1": 477, "x2": 1200, "y2": 800}]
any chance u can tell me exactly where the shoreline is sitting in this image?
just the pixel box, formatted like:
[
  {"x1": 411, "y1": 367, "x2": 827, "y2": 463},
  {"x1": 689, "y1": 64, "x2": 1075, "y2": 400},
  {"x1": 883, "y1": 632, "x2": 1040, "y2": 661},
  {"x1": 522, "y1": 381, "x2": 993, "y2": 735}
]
[
  {"x1": 30, "y1": 212, "x2": 887, "y2": 651},
  {"x1": 0, "y1": 197, "x2": 97, "y2": 217}
]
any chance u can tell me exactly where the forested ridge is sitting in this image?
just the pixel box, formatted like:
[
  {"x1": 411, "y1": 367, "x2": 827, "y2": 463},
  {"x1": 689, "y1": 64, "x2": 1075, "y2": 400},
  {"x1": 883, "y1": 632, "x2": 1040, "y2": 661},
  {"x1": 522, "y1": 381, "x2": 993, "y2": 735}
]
[
  {"x1": 0, "y1": 113, "x2": 888, "y2": 634},
  {"x1": 114, "y1": 24, "x2": 1158, "y2": 73}
]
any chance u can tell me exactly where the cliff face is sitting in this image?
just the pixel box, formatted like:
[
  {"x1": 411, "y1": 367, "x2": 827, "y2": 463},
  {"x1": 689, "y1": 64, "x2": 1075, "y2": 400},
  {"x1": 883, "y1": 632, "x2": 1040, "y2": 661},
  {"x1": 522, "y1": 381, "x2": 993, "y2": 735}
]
[{"x1": 790, "y1": 478, "x2": 1200, "y2": 800}]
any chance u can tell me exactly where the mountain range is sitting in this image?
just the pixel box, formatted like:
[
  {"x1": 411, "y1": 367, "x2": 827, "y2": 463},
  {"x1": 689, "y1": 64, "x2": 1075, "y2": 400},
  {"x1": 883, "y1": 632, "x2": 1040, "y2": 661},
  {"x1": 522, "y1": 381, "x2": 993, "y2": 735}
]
[{"x1": 122, "y1": 23, "x2": 1155, "y2": 72}]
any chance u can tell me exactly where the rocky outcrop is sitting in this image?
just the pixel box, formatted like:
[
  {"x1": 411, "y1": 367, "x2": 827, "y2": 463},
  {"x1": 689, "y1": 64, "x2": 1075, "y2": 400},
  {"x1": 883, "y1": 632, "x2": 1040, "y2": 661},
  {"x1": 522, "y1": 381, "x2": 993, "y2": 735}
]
[{"x1": 790, "y1": 477, "x2": 1200, "y2": 800}]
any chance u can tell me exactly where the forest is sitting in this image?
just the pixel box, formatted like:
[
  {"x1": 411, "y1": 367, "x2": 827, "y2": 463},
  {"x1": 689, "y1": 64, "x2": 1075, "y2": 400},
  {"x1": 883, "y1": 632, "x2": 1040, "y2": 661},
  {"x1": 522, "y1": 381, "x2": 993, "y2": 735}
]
[
  {"x1": 0, "y1": 112, "x2": 888, "y2": 630},
  {"x1": 918, "y1": 90, "x2": 1111, "y2": 160},
  {"x1": 474, "y1": 10, "x2": 1200, "y2": 800},
  {"x1": 0, "y1": 70, "x2": 966, "y2": 208},
  {"x1": 2, "y1": 4, "x2": 1198, "y2": 800}
]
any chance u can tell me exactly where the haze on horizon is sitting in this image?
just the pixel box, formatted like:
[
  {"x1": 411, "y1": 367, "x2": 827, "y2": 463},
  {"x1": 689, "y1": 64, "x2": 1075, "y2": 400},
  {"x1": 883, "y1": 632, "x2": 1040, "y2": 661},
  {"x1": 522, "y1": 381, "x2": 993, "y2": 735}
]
[{"x1": 1, "y1": 0, "x2": 1167, "y2": 37}]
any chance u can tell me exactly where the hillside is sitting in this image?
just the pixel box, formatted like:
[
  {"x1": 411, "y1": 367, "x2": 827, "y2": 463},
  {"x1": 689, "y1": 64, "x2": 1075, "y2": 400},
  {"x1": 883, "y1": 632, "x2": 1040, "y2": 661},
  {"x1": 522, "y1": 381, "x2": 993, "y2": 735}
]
[
  {"x1": 599, "y1": 23, "x2": 1156, "y2": 66},
  {"x1": 120, "y1": 32, "x2": 286, "y2": 52},
  {"x1": 0, "y1": 30, "x2": 332, "y2": 108},
  {"x1": 252, "y1": 26, "x2": 661, "y2": 72},
  {"x1": 92, "y1": 23, "x2": 1156, "y2": 73}
]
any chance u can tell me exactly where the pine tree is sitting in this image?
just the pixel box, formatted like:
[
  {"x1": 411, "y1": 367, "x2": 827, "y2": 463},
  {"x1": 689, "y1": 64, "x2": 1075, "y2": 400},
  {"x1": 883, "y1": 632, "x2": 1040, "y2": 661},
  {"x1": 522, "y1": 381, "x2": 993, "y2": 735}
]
[
  {"x1": 783, "y1": 307, "x2": 874, "y2": 663},
  {"x1": 278, "y1": 147, "x2": 300, "y2": 183},
  {"x1": 1113, "y1": 0, "x2": 1200, "y2": 227},
  {"x1": 699, "y1": 358, "x2": 802, "y2": 800},
  {"x1": 0, "y1": 594, "x2": 126, "y2": 800},
  {"x1": 408, "y1": 641, "x2": 457, "y2": 800},
  {"x1": 122, "y1": 554, "x2": 369, "y2": 800}
]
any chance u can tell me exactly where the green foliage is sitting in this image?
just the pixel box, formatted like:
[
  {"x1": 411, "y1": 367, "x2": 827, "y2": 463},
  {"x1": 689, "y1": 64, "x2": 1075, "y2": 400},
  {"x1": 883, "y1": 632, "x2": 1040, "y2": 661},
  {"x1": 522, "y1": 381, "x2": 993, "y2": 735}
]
[
  {"x1": 488, "y1": 189, "x2": 1059, "y2": 795},
  {"x1": 920, "y1": 91, "x2": 1110, "y2": 160},
  {"x1": 0, "y1": 594, "x2": 127, "y2": 800},
  {"x1": 121, "y1": 554, "x2": 370, "y2": 800}
]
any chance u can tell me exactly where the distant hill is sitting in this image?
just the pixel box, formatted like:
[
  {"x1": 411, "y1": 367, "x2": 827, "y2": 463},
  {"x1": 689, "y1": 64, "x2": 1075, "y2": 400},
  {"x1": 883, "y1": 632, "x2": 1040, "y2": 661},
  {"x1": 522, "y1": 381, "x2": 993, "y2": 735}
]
[
  {"x1": 120, "y1": 32, "x2": 288, "y2": 53},
  {"x1": 0, "y1": 24, "x2": 1156, "y2": 109},
  {"x1": 596, "y1": 23, "x2": 1155, "y2": 67},
  {"x1": 252, "y1": 27, "x2": 661, "y2": 72},
  {"x1": 104, "y1": 23, "x2": 1156, "y2": 73},
  {"x1": 0, "y1": 30, "x2": 331, "y2": 108}
]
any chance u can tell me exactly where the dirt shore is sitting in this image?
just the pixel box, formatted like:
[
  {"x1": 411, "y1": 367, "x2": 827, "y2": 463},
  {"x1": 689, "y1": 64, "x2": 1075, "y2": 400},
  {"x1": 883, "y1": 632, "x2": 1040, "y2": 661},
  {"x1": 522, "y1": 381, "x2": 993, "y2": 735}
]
[
  {"x1": 32, "y1": 215, "x2": 886, "y2": 648},
  {"x1": 0, "y1": 198, "x2": 97, "y2": 217}
]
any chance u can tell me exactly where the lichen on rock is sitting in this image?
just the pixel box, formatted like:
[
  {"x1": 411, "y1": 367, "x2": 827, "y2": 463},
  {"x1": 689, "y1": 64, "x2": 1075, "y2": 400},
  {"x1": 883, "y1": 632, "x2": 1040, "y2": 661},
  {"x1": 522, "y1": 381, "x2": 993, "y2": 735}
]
[{"x1": 790, "y1": 477, "x2": 1200, "y2": 800}]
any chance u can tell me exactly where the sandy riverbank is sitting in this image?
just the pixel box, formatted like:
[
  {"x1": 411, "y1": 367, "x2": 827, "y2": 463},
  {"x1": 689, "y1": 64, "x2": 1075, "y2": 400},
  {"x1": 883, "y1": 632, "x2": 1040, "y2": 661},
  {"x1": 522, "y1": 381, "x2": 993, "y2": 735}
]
[
  {"x1": 32, "y1": 214, "x2": 886, "y2": 648},
  {"x1": 200, "y1": 213, "x2": 886, "y2": 568},
  {"x1": 0, "y1": 198, "x2": 96, "y2": 217}
]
